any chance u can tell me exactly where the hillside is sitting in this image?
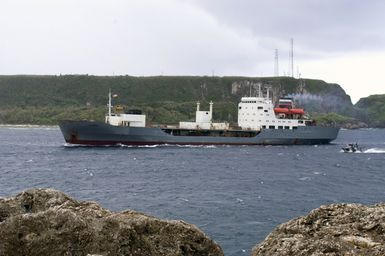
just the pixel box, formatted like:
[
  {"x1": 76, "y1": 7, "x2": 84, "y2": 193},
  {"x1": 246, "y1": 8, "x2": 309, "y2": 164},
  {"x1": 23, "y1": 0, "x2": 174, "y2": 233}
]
[
  {"x1": 0, "y1": 75, "x2": 353, "y2": 125},
  {"x1": 355, "y1": 94, "x2": 385, "y2": 127}
]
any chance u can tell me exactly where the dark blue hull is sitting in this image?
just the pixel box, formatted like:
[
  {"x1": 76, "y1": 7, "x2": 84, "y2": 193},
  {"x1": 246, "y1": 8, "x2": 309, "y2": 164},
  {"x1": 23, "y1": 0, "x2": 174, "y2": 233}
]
[{"x1": 58, "y1": 120, "x2": 339, "y2": 146}]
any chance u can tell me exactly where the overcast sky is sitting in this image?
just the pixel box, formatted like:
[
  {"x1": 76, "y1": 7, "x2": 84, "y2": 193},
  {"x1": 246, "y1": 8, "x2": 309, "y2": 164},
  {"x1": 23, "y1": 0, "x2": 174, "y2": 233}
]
[{"x1": 1, "y1": 0, "x2": 385, "y2": 103}]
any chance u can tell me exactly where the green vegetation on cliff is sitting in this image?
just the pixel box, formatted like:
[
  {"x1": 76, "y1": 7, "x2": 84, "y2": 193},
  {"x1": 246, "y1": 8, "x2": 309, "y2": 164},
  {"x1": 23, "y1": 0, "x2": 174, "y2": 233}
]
[
  {"x1": 355, "y1": 94, "x2": 385, "y2": 127},
  {"x1": 0, "y1": 75, "x2": 353, "y2": 125}
]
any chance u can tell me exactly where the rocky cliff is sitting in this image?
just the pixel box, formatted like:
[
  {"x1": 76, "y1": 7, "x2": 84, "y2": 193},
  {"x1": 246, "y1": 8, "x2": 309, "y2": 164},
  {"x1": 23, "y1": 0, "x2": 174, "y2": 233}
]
[
  {"x1": 0, "y1": 188, "x2": 223, "y2": 256},
  {"x1": 355, "y1": 94, "x2": 385, "y2": 128},
  {"x1": 252, "y1": 203, "x2": 385, "y2": 256}
]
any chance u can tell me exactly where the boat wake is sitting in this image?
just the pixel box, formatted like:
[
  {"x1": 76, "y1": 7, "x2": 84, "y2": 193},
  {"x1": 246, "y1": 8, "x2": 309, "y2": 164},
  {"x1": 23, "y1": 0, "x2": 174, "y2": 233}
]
[
  {"x1": 64, "y1": 143, "x2": 92, "y2": 148},
  {"x1": 176, "y1": 144, "x2": 217, "y2": 148},
  {"x1": 121, "y1": 144, "x2": 217, "y2": 148},
  {"x1": 119, "y1": 144, "x2": 162, "y2": 148},
  {"x1": 340, "y1": 147, "x2": 385, "y2": 154},
  {"x1": 64, "y1": 143, "x2": 218, "y2": 149},
  {"x1": 363, "y1": 148, "x2": 385, "y2": 154}
]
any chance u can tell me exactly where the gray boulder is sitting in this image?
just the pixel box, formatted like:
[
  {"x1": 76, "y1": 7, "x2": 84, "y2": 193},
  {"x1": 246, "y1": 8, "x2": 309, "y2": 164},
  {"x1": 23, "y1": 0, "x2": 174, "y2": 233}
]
[
  {"x1": 0, "y1": 188, "x2": 223, "y2": 256},
  {"x1": 252, "y1": 203, "x2": 385, "y2": 256}
]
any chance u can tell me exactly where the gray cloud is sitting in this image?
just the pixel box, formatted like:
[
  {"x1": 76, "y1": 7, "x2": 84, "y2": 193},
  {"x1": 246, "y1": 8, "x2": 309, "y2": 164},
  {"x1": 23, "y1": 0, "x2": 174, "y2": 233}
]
[
  {"x1": 190, "y1": 0, "x2": 385, "y2": 55},
  {"x1": 0, "y1": 0, "x2": 384, "y2": 102}
]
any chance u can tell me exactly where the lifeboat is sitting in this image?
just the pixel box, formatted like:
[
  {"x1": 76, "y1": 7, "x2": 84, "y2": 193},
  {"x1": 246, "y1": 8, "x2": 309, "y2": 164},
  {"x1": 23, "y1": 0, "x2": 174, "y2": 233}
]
[
  {"x1": 274, "y1": 108, "x2": 304, "y2": 115},
  {"x1": 289, "y1": 108, "x2": 304, "y2": 115},
  {"x1": 274, "y1": 108, "x2": 290, "y2": 114}
]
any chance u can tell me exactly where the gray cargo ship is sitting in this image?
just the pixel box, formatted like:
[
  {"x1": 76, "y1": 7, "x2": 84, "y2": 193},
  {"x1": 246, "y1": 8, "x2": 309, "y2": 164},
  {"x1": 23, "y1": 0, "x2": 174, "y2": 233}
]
[{"x1": 59, "y1": 89, "x2": 339, "y2": 146}]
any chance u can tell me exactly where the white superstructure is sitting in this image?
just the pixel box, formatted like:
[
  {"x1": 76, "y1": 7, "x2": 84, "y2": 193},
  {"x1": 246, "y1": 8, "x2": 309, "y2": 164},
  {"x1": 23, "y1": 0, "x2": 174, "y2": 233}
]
[
  {"x1": 179, "y1": 101, "x2": 229, "y2": 130},
  {"x1": 237, "y1": 88, "x2": 308, "y2": 130},
  {"x1": 106, "y1": 112, "x2": 146, "y2": 127},
  {"x1": 105, "y1": 90, "x2": 146, "y2": 127},
  {"x1": 104, "y1": 88, "x2": 310, "y2": 131}
]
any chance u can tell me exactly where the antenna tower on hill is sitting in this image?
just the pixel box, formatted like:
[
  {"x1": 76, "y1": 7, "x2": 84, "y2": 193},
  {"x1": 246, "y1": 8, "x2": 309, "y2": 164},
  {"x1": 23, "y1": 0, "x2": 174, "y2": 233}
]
[
  {"x1": 290, "y1": 38, "x2": 294, "y2": 77},
  {"x1": 274, "y1": 49, "x2": 279, "y2": 77}
]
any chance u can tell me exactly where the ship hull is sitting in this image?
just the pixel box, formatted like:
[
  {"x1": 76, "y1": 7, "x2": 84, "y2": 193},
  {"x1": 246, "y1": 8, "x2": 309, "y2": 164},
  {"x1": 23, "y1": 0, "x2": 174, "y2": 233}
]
[{"x1": 58, "y1": 120, "x2": 340, "y2": 146}]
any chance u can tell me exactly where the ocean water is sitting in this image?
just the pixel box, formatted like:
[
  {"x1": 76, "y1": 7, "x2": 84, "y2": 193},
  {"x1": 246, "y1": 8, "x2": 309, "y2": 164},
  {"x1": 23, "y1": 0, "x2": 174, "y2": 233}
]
[{"x1": 1, "y1": 127, "x2": 385, "y2": 255}]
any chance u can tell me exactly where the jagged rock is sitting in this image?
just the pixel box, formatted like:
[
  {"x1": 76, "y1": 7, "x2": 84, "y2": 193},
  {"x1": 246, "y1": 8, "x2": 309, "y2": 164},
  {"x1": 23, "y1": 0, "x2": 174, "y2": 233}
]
[
  {"x1": 342, "y1": 120, "x2": 368, "y2": 129},
  {"x1": 0, "y1": 189, "x2": 223, "y2": 256},
  {"x1": 252, "y1": 203, "x2": 385, "y2": 256}
]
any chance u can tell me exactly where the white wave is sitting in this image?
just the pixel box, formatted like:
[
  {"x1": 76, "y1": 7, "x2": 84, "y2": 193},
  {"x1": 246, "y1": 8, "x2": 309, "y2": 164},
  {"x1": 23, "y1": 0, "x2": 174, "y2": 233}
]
[
  {"x1": 137, "y1": 144, "x2": 161, "y2": 148},
  {"x1": 204, "y1": 145, "x2": 217, "y2": 148},
  {"x1": 63, "y1": 143, "x2": 107, "y2": 148},
  {"x1": 64, "y1": 143, "x2": 82, "y2": 147},
  {"x1": 119, "y1": 144, "x2": 167, "y2": 148},
  {"x1": 118, "y1": 144, "x2": 134, "y2": 148},
  {"x1": 176, "y1": 144, "x2": 217, "y2": 148},
  {"x1": 364, "y1": 148, "x2": 385, "y2": 154}
]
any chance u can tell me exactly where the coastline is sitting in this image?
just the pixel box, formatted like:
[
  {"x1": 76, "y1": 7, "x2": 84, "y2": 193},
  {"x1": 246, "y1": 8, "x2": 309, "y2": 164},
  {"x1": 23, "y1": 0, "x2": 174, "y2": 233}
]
[{"x1": 0, "y1": 124, "x2": 58, "y2": 128}]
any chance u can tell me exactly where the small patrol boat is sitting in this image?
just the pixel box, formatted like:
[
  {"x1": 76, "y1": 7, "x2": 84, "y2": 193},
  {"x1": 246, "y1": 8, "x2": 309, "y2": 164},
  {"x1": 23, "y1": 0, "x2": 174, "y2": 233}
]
[{"x1": 342, "y1": 143, "x2": 363, "y2": 153}]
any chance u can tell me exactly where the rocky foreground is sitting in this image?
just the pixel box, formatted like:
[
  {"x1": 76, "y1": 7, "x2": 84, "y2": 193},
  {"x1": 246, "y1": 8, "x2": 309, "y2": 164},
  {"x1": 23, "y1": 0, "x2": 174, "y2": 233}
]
[
  {"x1": 0, "y1": 189, "x2": 223, "y2": 256},
  {"x1": 3, "y1": 189, "x2": 385, "y2": 256},
  {"x1": 252, "y1": 203, "x2": 385, "y2": 256}
]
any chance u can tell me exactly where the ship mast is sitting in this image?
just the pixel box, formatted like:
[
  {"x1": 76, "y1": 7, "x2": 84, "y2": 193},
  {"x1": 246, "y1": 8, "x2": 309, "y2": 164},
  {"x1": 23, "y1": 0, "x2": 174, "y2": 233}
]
[{"x1": 108, "y1": 89, "x2": 112, "y2": 121}]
